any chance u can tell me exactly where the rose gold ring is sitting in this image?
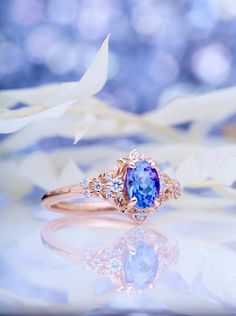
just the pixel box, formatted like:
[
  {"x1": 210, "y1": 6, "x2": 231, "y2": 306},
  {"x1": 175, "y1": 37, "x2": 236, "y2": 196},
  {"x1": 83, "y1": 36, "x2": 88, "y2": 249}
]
[
  {"x1": 41, "y1": 215, "x2": 179, "y2": 296},
  {"x1": 41, "y1": 149, "x2": 181, "y2": 224}
]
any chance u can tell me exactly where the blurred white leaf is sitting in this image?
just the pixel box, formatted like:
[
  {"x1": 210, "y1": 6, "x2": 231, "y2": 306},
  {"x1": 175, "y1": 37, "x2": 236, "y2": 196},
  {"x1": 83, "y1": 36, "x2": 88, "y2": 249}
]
[
  {"x1": 73, "y1": 114, "x2": 96, "y2": 144},
  {"x1": 0, "y1": 105, "x2": 96, "y2": 153},
  {"x1": 0, "y1": 101, "x2": 72, "y2": 134},
  {"x1": 201, "y1": 152, "x2": 236, "y2": 186},
  {"x1": 58, "y1": 159, "x2": 84, "y2": 187},
  {"x1": 19, "y1": 154, "x2": 59, "y2": 190},
  {"x1": 0, "y1": 36, "x2": 109, "y2": 133},
  {"x1": 146, "y1": 86, "x2": 236, "y2": 125},
  {"x1": 175, "y1": 155, "x2": 205, "y2": 186},
  {"x1": 19, "y1": 153, "x2": 84, "y2": 190}
]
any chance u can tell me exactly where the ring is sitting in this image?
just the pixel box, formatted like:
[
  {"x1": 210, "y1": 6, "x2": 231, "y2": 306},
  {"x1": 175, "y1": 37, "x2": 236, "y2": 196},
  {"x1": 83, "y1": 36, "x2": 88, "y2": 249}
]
[
  {"x1": 41, "y1": 149, "x2": 181, "y2": 223},
  {"x1": 41, "y1": 215, "x2": 179, "y2": 296}
]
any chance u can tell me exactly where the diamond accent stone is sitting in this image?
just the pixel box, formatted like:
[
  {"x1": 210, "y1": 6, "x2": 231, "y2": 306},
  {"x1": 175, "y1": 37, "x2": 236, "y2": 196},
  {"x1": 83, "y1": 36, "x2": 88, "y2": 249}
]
[
  {"x1": 160, "y1": 176, "x2": 166, "y2": 192},
  {"x1": 108, "y1": 258, "x2": 122, "y2": 272},
  {"x1": 92, "y1": 257, "x2": 102, "y2": 268},
  {"x1": 134, "y1": 228, "x2": 145, "y2": 239},
  {"x1": 109, "y1": 178, "x2": 123, "y2": 193},
  {"x1": 135, "y1": 212, "x2": 145, "y2": 222},
  {"x1": 104, "y1": 172, "x2": 112, "y2": 181},
  {"x1": 82, "y1": 178, "x2": 90, "y2": 187},
  {"x1": 83, "y1": 189, "x2": 91, "y2": 197},
  {"x1": 130, "y1": 149, "x2": 143, "y2": 160},
  {"x1": 93, "y1": 182, "x2": 102, "y2": 192},
  {"x1": 103, "y1": 187, "x2": 113, "y2": 199}
]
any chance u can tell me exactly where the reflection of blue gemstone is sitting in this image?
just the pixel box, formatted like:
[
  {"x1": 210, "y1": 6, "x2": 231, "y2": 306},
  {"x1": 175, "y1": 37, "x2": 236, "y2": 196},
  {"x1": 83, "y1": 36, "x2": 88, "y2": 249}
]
[
  {"x1": 124, "y1": 241, "x2": 159, "y2": 290},
  {"x1": 125, "y1": 160, "x2": 160, "y2": 208}
]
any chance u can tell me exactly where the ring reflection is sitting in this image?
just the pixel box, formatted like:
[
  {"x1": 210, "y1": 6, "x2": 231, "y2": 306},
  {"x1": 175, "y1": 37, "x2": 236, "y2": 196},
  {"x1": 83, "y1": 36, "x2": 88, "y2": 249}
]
[{"x1": 41, "y1": 214, "x2": 179, "y2": 297}]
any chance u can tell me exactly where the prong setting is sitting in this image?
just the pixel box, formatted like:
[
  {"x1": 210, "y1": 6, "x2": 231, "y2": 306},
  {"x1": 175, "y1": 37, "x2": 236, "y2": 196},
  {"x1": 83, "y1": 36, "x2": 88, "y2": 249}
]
[
  {"x1": 85, "y1": 149, "x2": 180, "y2": 224},
  {"x1": 115, "y1": 149, "x2": 163, "y2": 223},
  {"x1": 128, "y1": 197, "x2": 138, "y2": 207}
]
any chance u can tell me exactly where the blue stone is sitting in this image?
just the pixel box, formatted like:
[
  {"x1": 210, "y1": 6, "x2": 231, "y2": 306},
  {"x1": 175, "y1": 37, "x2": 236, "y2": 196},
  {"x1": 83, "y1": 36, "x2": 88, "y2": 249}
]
[
  {"x1": 125, "y1": 160, "x2": 160, "y2": 208},
  {"x1": 124, "y1": 241, "x2": 159, "y2": 289}
]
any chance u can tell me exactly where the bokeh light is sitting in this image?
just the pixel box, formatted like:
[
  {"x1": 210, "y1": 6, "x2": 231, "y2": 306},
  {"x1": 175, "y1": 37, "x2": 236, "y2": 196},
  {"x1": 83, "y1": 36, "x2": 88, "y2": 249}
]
[
  {"x1": 1, "y1": 0, "x2": 236, "y2": 112},
  {"x1": 191, "y1": 43, "x2": 231, "y2": 85}
]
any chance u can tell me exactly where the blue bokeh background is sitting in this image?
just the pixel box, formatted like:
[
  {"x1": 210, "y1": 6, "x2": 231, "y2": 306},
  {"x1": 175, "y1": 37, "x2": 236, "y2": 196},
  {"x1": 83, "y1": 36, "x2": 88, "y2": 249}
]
[{"x1": 0, "y1": 0, "x2": 236, "y2": 113}]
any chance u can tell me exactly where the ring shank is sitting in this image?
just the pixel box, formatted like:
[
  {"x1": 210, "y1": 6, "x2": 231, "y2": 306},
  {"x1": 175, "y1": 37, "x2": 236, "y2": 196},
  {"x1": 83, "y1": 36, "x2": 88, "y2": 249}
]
[
  {"x1": 41, "y1": 184, "x2": 118, "y2": 214},
  {"x1": 41, "y1": 171, "x2": 180, "y2": 217},
  {"x1": 41, "y1": 215, "x2": 175, "y2": 267}
]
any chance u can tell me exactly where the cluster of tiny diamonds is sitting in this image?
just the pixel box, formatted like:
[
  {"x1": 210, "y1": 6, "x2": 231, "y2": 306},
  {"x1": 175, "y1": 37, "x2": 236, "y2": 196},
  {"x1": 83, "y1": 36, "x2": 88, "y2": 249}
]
[
  {"x1": 81, "y1": 178, "x2": 91, "y2": 197},
  {"x1": 78, "y1": 226, "x2": 179, "y2": 297},
  {"x1": 80, "y1": 171, "x2": 124, "y2": 204},
  {"x1": 80, "y1": 149, "x2": 181, "y2": 224},
  {"x1": 81, "y1": 227, "x2": 151, "y2": 278},
  {"x1": 84, "y1": 247, "x2": 122, "y2": 277},
  {"x1": 159, "y1": 174, "x2": 181, "y2": 202}
]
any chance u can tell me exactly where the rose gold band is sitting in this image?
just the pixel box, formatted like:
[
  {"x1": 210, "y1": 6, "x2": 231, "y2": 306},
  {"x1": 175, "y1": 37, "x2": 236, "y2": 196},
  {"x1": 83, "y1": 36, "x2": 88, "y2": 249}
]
[
  {"x1": 41, "y1": 215, "x2": 133, "y2": 263},
  {"x1": 41, "y1": 183, "x2": 118, "y2": 214},
  {"x1": 41, "y1": 150, "x2": 181, "y2": 223},
  {"x1": 41, "y1": 215, "x2": 179, "y2": 297},
  {"x1": 41, "y1": 174, "x2": 179, "y2": 215}
]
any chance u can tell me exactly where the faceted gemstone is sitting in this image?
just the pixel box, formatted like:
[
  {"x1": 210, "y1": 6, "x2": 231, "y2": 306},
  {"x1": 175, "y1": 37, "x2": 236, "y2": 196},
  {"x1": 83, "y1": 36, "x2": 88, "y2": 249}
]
[
  {"x1": 125, "y1": 160, "x2": 160, "y2": 208},
  {"x1": 93, "y1": 182, "x2": 102, "y2": 192},
  {"x1": 108, "y1": 258, "x2": 122, "y2": 272},
  {"x1": 135, "y1": 212, "x2": 145, "y2": 222},
  {"x1": 124, "y1": 241, "x2": 159, "y2": 289}
]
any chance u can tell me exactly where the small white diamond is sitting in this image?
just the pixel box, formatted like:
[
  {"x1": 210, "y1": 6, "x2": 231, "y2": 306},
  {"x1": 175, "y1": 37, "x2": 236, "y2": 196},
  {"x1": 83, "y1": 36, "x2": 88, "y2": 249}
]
[
  {"x1": 104, "y1": 172, "x2": 112, "y2": 181},
  {"x1": 160, "y1": 177, "x2": 166, "y2": 191},
  {"x1": 170, "y1": 183, "x2": 175, "y2": 192},
  {"x1": 130, "y1": 149, "x2": 143, "y2": 160},
  {"x1": 108, "y1": 258, "x2": 121, "y2": 272},
  {"x1": 135, "y1": 212, "x2": 145, "y2": 222},
  {"x1": 83, "y1": 189, "x2": 90, "y2": 197},
  {"x1": 109, "y1": 178, "x2": 123, "y2": 193},
  {"x1": 134, "y1": 228, "x2": 145, "y2": 239},
  {"x1": 82, "y1": 178, "x2": 90, "y2": 187},
  {"x1": 92, "y1": 257, "x2": 102, "y2": 268},
  {"x1": 101, "y1": 250, "x2": 112, "y2": 260},
  {"x1": 104, "y1": 188, "x2": 113, "y2": 199},
  {"x1": 93, "y1": 182, "x2": 102, "y2": 192}
]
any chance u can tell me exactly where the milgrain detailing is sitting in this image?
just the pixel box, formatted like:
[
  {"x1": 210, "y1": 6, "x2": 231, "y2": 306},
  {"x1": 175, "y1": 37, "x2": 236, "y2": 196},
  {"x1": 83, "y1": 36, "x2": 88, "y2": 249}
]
[{"x1": 42, "y1": 149, "x2": 181, "y2": 223}]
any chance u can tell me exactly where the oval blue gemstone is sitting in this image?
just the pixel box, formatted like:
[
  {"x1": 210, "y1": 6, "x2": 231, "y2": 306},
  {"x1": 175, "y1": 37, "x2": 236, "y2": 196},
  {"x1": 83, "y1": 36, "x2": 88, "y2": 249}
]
[
  {"x1": 124, "y1": 241, "x2": 159, "y2": 290},
  {"x1": 125, "y1": 160, "x2": 160, "y2": 208}
]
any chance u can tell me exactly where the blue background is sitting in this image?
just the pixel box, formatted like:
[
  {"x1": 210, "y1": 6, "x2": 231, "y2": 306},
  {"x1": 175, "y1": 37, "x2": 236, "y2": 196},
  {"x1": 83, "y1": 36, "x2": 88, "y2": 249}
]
[{"x1": 0, "y1": 0, "x2": 236, "y2": 113}]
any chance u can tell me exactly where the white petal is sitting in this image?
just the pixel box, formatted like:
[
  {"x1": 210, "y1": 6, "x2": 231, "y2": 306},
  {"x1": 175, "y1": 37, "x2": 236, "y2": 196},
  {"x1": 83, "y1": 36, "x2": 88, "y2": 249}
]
[
  {"x1": 146, "y1": 86, "x2": 236, "y2": 125},
  {"x1": 0, "y1": 36, "x2": 109, "y2": 133}
]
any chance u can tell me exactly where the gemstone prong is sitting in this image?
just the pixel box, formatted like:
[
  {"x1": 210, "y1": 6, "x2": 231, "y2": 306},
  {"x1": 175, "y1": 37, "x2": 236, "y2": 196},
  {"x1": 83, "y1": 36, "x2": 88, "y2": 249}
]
[
  {"x1": 127, "y1": 161, "x2": 136, "y2": 168},
  {"x1": 154, "y1": 199, "x2": 161, "y2": 209},
  {"x1": 118, "y1": 158, "x2": 129, "y2": 165},
  {"x1": 42, "y1": 149, "x2": 180, "y2": 226},
  {"x1": 150, "y1": 160, "x2": 157, "y2": 168},
  {"x1": 128, "y1": 197, "x2": 137, "y2": 207},
  {"x1": 127, "y1": 244, "x2": 136, "y2": 255}
]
